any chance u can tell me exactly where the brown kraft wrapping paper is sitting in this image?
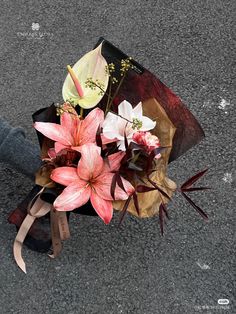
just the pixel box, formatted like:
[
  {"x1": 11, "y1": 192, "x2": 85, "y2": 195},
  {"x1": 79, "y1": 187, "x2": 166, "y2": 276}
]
[{"x1": 113, "y1": 98, "x2": 177, "y2": 218}]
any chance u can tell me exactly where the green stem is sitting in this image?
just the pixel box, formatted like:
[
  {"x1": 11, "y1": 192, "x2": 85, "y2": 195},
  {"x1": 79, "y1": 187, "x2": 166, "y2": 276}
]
[
  {"x1": 105, "y1": 74, "x2": 126, "y2": 115},
  {"x1": 109, "y1": 110, "x2": 133, "y2": 124},
  {"x1": 89, "y1": 80, "x2": 112, "y2": 100},
  {"x1": 91, "y1": 81, "x2": 105, "y2": 93},
  {"x1": 105, "y1": 80, "x2": 113, "y2": 113}
]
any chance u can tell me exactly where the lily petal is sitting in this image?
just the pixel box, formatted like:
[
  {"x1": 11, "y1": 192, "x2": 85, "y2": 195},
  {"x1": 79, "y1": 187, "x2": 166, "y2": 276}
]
[
  {"x1": 90, "y1": 190, "x2": 113, "y2": 224},
  {"x1": 117, "y1": 138, "x2": 133, "y2": 151},
  {"x1": 51, "y1": 167, "x2": 79, "y2": 186},
  {"x1": 107, "y1": 151, "x2": 125, "y2": 171},
  {"x1": 77, "y1": 143, "x2": 103, "y2": 180},
  {"x1": 117, "y1": 116, "x2": 132, "y2": 139},
  {"x1": 118, "y1": 100, "x2": 133, "y2": 121},
  {"x1": 60, "y1": 111, "x2": 79, "y2": 137},
  {"x1": 133, "y1": 102, "x2": 143, "y2": 119},
  {"x1": 94, "y1": 172, "x2": 134, "y2": 201},
  {"x1": 113, "y1": 176, "x2": 134, "y2": 200},
  {"x1": 80, "y1": 108, "x2": 104, "y2": 145},
  {"x1": 117, "y1": 140, "x2": 127, "y2": 151},
  {"x1": 92, "y1": 172, "x2": 114, "y2": 200},
  {"x1": 101, "y1": 134, "x2": 118, "y2": 145},
  {"x1": 119, "y1": 177, "x2": 135, "y2": 197},
  {"x1": 103, "y1": 111, "x2": 130, "y2": 141},
  {"x1": 34, "y1": 122, "x2": 74, "y2": 146},
  {"x1": 102, "y1": 112, "x2": 118, "y2": 133},
  {"x1": 54, "y1": 142, "x2": 68, "y2": 154},
  {"x1": 54, "y1": 181, "x2": 91, "y2": 211},
  {"x1": 140, "y1": 116, "x2": 156, "y2": 131}
]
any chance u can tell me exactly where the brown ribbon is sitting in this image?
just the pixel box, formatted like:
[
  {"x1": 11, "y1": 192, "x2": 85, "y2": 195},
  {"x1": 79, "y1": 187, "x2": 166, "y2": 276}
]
[
  {"x1": 48, "y1": 211, "x2": 70, "y2": 259},
  {"x1": 57, "y1": 211, "x2": 70, "y2": 240},
  {"x1": 13, "y1": 193, "x2": 70, "y2": 273},
  {"x1": 13, "y1": 197, "x2": 52, "y2": 273},
  {"x1": 48, "y1": 209, "x2": 63, "y2": 259}
]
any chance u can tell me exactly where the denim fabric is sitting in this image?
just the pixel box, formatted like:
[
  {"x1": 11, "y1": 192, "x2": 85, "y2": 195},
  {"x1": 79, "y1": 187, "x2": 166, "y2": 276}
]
[{"x1": 0, "y1": 117, "x2": 42, "y2": 179}]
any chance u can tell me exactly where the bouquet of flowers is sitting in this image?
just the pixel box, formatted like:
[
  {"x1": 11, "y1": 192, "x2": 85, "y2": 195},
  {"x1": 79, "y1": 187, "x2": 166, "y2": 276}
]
[{"x1": 8, "y1": 39, "x2": 209, "y2": 273}]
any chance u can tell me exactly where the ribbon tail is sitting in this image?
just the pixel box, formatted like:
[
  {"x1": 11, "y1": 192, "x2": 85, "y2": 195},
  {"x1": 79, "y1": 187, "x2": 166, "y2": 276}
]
[
  {"x1": 13, "y1": 214, "x2": 36, "y2": 273},
  {"x1": 13, "y1": 197, "x2": 52, "y2": 273},
  {"x1": 57, "y1": 211, "x2": 70, "y2": 240},
  {"x1": 49, "y1": 209, "x2": 63, "y2": 258}
]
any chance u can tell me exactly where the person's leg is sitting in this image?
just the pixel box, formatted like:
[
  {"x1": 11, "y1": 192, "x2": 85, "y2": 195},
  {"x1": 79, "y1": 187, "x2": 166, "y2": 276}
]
[{"x1": 0, "y1": 117, "x2": 42, "y2": 179}]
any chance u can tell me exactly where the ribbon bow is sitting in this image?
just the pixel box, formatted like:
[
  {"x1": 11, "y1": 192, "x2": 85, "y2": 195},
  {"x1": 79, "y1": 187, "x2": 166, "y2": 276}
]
[{"x1": 13, "y1": 188, "x2": 70, "y2": 273}]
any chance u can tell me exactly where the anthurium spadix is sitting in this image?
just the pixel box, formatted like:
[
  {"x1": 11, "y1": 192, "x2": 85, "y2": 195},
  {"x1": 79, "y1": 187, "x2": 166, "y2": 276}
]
[{"x1": 62, "y1": 43, "x2": 109, "y2": 109}]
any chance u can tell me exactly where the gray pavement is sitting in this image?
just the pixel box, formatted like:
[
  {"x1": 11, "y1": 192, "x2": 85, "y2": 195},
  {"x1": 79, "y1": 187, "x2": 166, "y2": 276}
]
[{"x1": 0, "y1": 0, "x2": 235, "y2": 313}]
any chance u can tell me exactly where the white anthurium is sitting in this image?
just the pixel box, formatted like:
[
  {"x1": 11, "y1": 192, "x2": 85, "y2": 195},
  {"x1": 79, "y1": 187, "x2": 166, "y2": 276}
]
[
  {"x1": 102, "y1": 100, "x2": 156, "y2": 150},
  {"x1": 62, "y1": 42, "x2": 109, "y2": 109}
]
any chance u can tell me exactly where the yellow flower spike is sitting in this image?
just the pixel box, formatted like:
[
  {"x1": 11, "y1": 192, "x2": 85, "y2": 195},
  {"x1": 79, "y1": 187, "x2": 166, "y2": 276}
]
[
  {"x1": 62, "y1": 42, "x2": 109, "y2": 109},
  {"x1": 67, "y1": 65, "x2": 84, "y2": 98}
]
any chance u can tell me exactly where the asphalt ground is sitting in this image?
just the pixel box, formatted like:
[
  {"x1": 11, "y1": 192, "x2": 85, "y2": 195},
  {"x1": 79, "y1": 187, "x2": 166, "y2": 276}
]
[{"x1": 0, "y1": 1, "x2": 235, "y2": 313}]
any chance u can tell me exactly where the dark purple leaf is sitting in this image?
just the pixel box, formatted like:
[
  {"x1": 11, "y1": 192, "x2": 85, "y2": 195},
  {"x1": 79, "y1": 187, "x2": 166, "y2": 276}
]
[
  {"x1": 182, "y1": 187, "x2": 210, "y2": 192},
  {"x1": 124, "y1": 127, "x2": 128, "y2": 150},
  {"x1": 105, "y1": 143, "x2": 119, "y2": 156},
  {"x1": 116, "y1": 173, "x2": 126, "y2": 193},
  {"x1": 129, "y1": 142, "x2": 144, "y2": 151},
  {"x1": 181, "y1": 169, "x2": 208, "y2": 189},
  {"x1": 96, "y1": 126, "x2": 102, "y2": 148},
  {"x1": 110, "y1": 174, "x2": 117, "y2": 200},
  {"x1": 159, "y1": 203, "x2": 164, "y2": 236},
  {"x1": 135, "y1": 175, "x2": 146, "y2": 185},
  {"x1": 118, "y1": 195, "x2": 132, "y2": 227},
  {"x1": 133, "y1": 192, "x2": 140, "y2": 216},
  {"x1": 147, "y1": 177, "x2": 171, "y2": 201},
  {"x1": 111, "y1": 173, "x2": 127, "y2": 200},
  {"x1": 182, "y1": 192, "x2": 208, "y2": 220},
  {"x1": 128, "y1": 162, "x2": 143, "y2": 171},
  {"x1": 120, "y1": 154, "x2": 129, "y2": 166},
  {"x1": 161, "y1": 202, "x2": 169, "y2": 219},
  {"x1": 150, "y1": 146, "x2": 166, "y2": 159}
]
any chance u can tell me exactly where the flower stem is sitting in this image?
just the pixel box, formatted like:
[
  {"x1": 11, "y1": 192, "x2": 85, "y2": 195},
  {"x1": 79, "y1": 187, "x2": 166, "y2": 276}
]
[
  {"x1": 105, "y1": 74, "x2": 126, "y2": 115},
  {"x1": 89, "y1": 80, "x2": 112, "y2": 100},
  {"x1": 105, "y1": 80, "x2": 112, "y2": 113},
  {"x1": 80, "y1": 107, "x2": 84, "y2": 118},
  {"x1": 109, "y1": 110, "x2": 133, "y2": 124}
]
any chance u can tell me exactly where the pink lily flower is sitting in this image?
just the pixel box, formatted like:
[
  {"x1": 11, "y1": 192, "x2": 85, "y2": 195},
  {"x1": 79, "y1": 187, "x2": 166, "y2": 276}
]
[
  {"x1": 51, "y1": 143, "x2": 134, "y2": 224},
  {"x1": 34, "y1": 106, "x2": 104, "y2": 154}
]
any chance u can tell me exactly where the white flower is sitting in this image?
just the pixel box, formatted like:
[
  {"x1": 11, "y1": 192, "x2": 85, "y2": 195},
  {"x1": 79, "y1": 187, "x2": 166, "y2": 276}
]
[
  {"x1": 62, "y1": 43, "x2": 109, "y2": 109},
  {"x1": 102, "y1": 100, "x2": 156, "y2": 150}
]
